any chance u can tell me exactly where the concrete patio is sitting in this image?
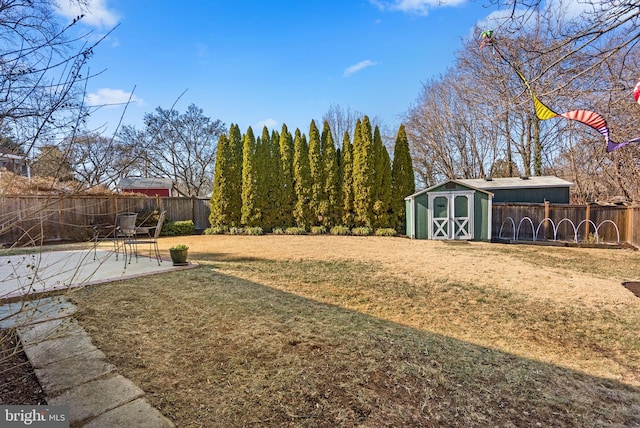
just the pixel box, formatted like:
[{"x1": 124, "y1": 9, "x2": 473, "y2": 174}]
[{"x1": 0, "y1": 248, "x2": 185, "y2": 300}]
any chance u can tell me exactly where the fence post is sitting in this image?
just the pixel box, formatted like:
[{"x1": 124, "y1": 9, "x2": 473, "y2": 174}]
[
  {"x1": 191, "y1": 196, "x2": 196, "y2": 225},
  {"x1": 544, "y1": 200, "x2": 550, "y2": 240},
  {"x1": 628, "y1": 206, "x2": 634, "y2": 245},
  {"x1": 585, "y1": 204, "x2": 591, "y2": 238},
  {"x1": 57, "y1": 196, "x2": 64, "y2": 241}
]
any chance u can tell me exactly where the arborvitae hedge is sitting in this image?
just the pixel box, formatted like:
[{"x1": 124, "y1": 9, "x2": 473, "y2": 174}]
[
  {"x1": 279, "y1": 124, "x2": 295, "y2": 227},
  {"x1": 293, "y1": 129, "x2": 313, "y2": 228},
  {"x1": 308, "y1": 120, "x2": 323, "y2": 225},
  {"x1": 209, "y1": 133, "x2": 231, "y2": 227},
  {"x1": 373, "y1": 126, "x2": 392, "y2": 230},
  {"x1": 340, "y1": 130, "x2": 354, "y2": 228},
  {"x1": 391, "y1": 124, "x2": 415, "y2": 233},
  {"x1": 241, "y1": 127, "x2": 259, "y2": 226},
  {"x1": 322, "y1": 120, "x2": 340, "y2": 227},
  {"x1": 352, "y1": 116, "x2": 375, "y2": 228},
  {"x1": 209, "y1": 124, "x2": 243, "y2": 227},
  {"x1": 210, "y1": 118, "x2": 414, "y2": 234}
]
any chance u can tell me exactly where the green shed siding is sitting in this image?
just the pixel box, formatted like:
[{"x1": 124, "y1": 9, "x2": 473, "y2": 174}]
[
  {"x1": 491, "y1": 187, "x2": 569, "y2": 204},
  {"x1": 405, "y1": 199, "x2": 413, "y2": 237},
  {"x1": 414, "y1": 192, "x2": 429, "y2": 239}
]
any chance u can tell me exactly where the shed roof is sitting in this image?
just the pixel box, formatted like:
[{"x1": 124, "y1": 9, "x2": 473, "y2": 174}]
[
  {"x1": 405, "y1": 179, "x2": 494, "y2": 200},
  {"x1": 118, "y1": 177, "x2": 173, "y2": 189},
  {"x1": 457, "y1": 176, "x2": 573, "y2": 190}
]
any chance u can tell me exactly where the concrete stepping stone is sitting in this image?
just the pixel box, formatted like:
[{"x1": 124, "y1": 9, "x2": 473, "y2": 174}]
[
  {"x1": 83, "y1": 398, "x2": 174, "y2": 428},
  {"x1": 0, "y1": 297, "x2": 77, "y2": 329},
  {"x1": 34, "y1": 350, "x2": 116, "y2": 395},
  {"x1": 48, "y1": 374, "x2": 144, "y2": 424},
  {"x1": 18, "y1": 317, "x2": 81, "y2": 346},
  {"x1": 23, "y1": 330, "x2": 99, "y2": 369}
]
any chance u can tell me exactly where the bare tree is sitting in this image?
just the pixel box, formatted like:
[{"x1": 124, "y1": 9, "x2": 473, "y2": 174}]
[
  {"x1": 488, "y1": 0, "x2": 639, "y2": 92},
  {"x1": 322, "y1": 104, "x2": 363, "y2": 146},
  {"x1": 404, "y1": 67, "x2": 502, "y2": 187},
  {"x1": 119, "y1": 104, "x2": 227, "y2": 197},
  {"x1": 0, "y1": 0, "x2": 109, "y2": 171},
  {"x1": 485, "y1": 1, "x2": 640, "y2": 199},
  {"x1": 69, "y1": 133, "x2": 139, "y2": 187}
]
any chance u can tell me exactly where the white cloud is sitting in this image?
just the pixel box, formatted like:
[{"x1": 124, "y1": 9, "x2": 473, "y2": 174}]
[
  {"x1": 474, "y1": 0, "x2": 589, "y2": 37},
  {"x1": 475, "y1": 9, "x2": 514, "y2": 35},
  {"x1": 344, "y1": 60, "x2": 378, "y2": 77},
  {"x1": 255, "y1": 118, "x2": 278, "y2": 130},
  {"x1": 55, "y1": 0, "x2": 119, "y2": 28},
  {"x1": 371, "y1": 0, "x2": 467, "y2": 15},
  {"x1": 546, "y1": 0, "x2": 591, "y2": 19},
  {"x1": 85, "y1": 88, "x2": 144, "y2": 107}
]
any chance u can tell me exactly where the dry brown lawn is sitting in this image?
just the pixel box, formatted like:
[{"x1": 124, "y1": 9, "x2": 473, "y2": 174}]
[{"x1": 70, "y1": 235, "x2": 640, "y2": 427}]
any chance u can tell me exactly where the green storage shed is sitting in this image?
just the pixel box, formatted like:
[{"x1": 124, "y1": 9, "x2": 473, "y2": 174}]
[
  {"x1": 405, "y1": 180, "x2": 493, "y2": 241},
  {"x1": 405, "y1": 176, "x2": 574, "y2": 241}
]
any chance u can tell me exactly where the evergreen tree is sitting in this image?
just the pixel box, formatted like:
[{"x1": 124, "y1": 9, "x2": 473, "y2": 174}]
[
  {"x1": 279, "y1": 124, "x2": 296, "y2": 227},
  {"x1": 352, "y1": 116, "x2": 375, "y2": 227},
  {"x1": 308, "y1": 120, "x2": 323, "y2": 225},
  {"x1": 293, "y1": 129, "x2": 313, "y2": 228},
  {"x1": 321, "y1": 120, "x2": 340, "y2": 227},
  {"x1": 391, "y1": 124, "x2": 415, "y2": 233},
  {"x1": 228, "y1": 124, "x2": 244, "y2": 226},
  {"x1": 210, "y1": 124, "x2": 243, "y2": 227},
  {"x1": 269, "y1": 128, "x2": 283, "y2": 228},
  {"x1": 372, "y1": 126, "x2": 392, "y2": 229},
  {"x1": 210, "y1": 133, "x2": 232, "y2": 227},
  {"x1": 241, "y1": 127, "x2": 259, "y2": 226},
  {"x1": 340, "y1": 130, "x2": 355, "y2": 227},
  {"x1": 257, "y1": 127, "x2": 275, "y2": 230}
]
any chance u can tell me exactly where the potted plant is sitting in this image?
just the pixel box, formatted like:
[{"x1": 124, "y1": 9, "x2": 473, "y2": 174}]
[{"x1": 169, "y1": 244, "x2": 189, "y2": 266}]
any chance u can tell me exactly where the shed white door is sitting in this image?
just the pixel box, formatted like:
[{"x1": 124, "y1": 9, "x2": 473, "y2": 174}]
[{"x1": 428, "y1": 191, "x2": 474, "y2": 240}]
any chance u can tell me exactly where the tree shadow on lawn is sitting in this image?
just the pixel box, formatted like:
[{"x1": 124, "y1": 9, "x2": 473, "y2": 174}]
[
  {"x1": 71, "y1": 267, "x2": 640, "y2": 427},
  {"x1": 185, "y1": 251, "x2": 265, "y2": 264}
]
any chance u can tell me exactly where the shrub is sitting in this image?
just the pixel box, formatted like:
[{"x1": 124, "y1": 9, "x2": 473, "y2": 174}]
[
  {"x1": 204, "y1": 225, "x2": 228, "y2": 235},
  {"x1": 162, "y1": 220, "x2": 195, "y2": 236},
  {"x1": 272, "y1": 227, "x2": 285, "y2": 235},
  {"x1": 310, "y1": 225, "x2": 327, "y2": 235},
  {"x1": 330, "y1": 225, "x2": 351, "y2": 236},
  {"x1": 228, "y1": 227, "x2": 245, "y2": 235},
  {"x1": 245, "y1": 226, "x2": 264, "y2": 235},
  {"x1": 375, "y1": 228, "x2": 397, "y2": 237},
  {"x1": 285, "y1": 227, "x2": 307, "y2": 235},
  {"x1": 351, "y1": 227, "x2": 372, "y2": 236},
  {"x1": 136, "y1": 209, "x2": 162, "y2": 227}
]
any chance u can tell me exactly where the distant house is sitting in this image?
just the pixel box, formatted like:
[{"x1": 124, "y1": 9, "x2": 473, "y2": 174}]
[
  {"x1": 404, "y1": 176, "x2": 574, "y2": 241},
  {"x1": 0, "y1": 147, "x2": 30, "y2": 178},
  {"x1": 118, "y1": 177, "x2": 173, "y2": 197}
]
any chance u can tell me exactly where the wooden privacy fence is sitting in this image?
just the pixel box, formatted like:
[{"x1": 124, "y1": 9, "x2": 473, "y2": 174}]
[
  {"x1": 0, "y1": 195, "x2": 211, "y2": 245},
  {"x1": 492, "y1": 202, "x2": 639, "y2": 247},
  {"x1": 1, "y1": 195, "x2": 639, "y2": 248}
]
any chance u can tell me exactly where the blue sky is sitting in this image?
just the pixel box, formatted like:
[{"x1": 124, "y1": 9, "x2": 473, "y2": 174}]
[{"x1": 56, "y1": 0, "x2": 501, "y2": 136}]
